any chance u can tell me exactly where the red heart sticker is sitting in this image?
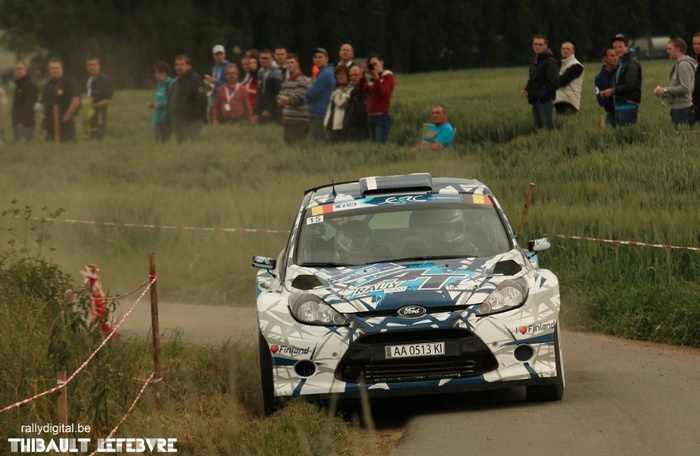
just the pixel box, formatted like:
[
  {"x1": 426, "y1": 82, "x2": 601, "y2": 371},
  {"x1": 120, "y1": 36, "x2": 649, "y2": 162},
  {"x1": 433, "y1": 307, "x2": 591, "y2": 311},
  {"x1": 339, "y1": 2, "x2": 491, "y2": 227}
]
[
  {"x1": 270, "y1": 345, "x2": 279, "y2": 354},
  {"x1": 518, "y1": 326, "x2": 528, "y2": 335}
]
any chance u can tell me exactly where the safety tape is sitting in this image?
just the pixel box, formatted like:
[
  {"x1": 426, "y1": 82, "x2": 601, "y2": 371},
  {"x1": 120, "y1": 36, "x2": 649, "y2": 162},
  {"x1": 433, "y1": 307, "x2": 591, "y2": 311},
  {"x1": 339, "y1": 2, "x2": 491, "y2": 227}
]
[
  {"x1": 0, "y1": 277, "x2": 156, "y2": 414},
  {"x1": 8, "y1": 215, "x2": 290, "y2": 234},
  {"x1": 8, "y1": 214, "x2": 699, "y2": 252},
  {"x1": 101, "y1": 278, "x2": 152, "y2": 302},
  {"x1": 552, "y1": 234, "x2": 700, "y2": 252},
  {"x1": 88, "y1": 371, "x2": 156, "y2": 456}
]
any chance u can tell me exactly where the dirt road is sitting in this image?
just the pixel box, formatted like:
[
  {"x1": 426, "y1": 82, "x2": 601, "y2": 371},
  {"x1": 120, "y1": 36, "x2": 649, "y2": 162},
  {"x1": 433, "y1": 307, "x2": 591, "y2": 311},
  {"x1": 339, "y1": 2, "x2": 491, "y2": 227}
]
[
  {"x1": 117, "y1": 301, "x2": 257, "y2": 344},
  {"x1": 388, "y1": 331, "x2": 700, "y2": 456},
  {"x1": 118, "y1": 302, "x2": 700, "y2": 456}
]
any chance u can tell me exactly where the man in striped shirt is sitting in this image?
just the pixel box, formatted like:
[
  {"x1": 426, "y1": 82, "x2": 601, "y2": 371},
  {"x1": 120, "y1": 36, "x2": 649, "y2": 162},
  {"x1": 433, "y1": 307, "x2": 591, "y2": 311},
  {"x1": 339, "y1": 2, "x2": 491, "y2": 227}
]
[{"x1": 277, "y1": 54, "x2": 310, "y2": 145}]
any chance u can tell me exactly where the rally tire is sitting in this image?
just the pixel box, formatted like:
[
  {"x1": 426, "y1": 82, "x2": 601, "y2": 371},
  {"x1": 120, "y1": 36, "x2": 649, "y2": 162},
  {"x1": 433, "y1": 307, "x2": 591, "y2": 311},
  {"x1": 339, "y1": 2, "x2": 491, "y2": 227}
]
[
  {"x1": 526, "y1": 326, "x2": 565, "y2": 402},
  {"x1": 258, "y1": 331, "x2": 282, "y2": 414}
]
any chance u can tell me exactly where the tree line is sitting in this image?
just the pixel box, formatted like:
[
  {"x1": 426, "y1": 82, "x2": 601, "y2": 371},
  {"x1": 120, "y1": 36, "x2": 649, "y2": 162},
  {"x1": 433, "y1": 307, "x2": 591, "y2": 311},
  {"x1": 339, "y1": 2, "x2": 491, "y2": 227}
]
[{"x1": 1, "y1": 0, "x2": 698, "y2": 88}]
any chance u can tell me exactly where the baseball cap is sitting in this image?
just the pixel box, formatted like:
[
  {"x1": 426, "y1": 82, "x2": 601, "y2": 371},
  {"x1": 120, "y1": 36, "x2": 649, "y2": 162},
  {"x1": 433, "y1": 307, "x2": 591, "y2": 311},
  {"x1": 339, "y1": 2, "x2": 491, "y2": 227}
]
[
  {"x1": 313, "y1": 47, "x2": 328, "y2": 56},
  {"x1": 212, "y1": 44, "x2": 225, "y2": 54},
  {"x1": 611, "y1": 34, "x2": 629, "y2": 45}
]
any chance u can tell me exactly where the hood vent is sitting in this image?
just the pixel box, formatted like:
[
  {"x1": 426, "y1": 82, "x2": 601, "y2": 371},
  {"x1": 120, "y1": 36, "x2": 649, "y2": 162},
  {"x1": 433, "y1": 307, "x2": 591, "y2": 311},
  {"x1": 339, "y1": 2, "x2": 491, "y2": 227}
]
[
  {"x1": 291, "y1": 274, "x2": 324, "y2": 290},
  {"x1": 493, "y1": 260, "x2": 522, "y2": 276}
]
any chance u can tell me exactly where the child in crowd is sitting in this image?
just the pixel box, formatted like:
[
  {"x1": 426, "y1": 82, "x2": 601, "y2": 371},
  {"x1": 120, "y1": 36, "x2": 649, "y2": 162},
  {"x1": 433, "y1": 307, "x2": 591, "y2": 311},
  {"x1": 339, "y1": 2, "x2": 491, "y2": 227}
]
[{"x1": 146, "y1": 61, "x2": 173, "y2": 142}]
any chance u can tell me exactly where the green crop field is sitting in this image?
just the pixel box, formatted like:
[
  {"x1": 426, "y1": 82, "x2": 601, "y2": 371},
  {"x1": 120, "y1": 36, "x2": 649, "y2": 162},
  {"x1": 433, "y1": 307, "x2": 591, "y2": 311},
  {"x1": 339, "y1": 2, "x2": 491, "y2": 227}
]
[
  {"x1": 3, "y1": 58, "x2": 700, "y2": 455},
  {"x1": 1, "y1": 59, "x2": 699, "y2": 345}
]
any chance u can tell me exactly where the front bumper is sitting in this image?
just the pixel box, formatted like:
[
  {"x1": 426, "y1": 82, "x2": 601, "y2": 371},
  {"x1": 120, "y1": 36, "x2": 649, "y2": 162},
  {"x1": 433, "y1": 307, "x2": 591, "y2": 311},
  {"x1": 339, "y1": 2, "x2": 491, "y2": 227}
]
[
  {"x1": 259, "y1": 302, "x2": 561, "y2": 401},
  {"x1": 336, "y1": 328, "x2": 498, "y2": 383}
]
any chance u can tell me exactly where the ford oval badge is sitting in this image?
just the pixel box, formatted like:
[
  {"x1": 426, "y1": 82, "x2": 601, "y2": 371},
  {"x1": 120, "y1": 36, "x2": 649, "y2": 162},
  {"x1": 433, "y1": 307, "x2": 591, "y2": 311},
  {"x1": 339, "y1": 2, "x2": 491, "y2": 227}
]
[{"x1": 397, "y1": 305, "x2": 427, "y2": 318}]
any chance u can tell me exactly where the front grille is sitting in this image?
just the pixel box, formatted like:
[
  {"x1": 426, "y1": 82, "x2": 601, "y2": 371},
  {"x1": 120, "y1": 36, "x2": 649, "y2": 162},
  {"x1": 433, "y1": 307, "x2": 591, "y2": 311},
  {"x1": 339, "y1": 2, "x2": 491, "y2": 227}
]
[
  {"x1": 336, "y1": 329, "x2": 497, "y2": 383},
  {"x1": 354, "y1": 305, "x2": 471, "y2": 318}
]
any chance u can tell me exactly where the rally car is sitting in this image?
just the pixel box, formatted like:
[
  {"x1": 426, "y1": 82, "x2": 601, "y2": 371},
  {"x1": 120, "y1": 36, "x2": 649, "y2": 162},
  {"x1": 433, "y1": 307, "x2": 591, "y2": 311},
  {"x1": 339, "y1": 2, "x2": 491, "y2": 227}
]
[{"x1": 253, "y1": 173, "x2": 563, "y2": 413}]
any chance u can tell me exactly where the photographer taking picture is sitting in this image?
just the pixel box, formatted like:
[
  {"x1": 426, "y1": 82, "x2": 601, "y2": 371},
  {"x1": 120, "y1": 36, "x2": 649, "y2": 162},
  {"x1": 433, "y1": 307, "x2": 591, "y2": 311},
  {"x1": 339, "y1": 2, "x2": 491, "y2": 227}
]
[{"x1": 360, "y1": 54, "x2": 395, "y2": 144}]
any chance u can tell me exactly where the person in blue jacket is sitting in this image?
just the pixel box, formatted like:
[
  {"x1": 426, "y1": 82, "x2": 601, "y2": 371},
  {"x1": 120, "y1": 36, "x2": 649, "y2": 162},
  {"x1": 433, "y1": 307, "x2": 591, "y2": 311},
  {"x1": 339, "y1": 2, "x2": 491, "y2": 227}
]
[
  {"x1": 304, "y1": 48, "x2": 335, "y2": 141},
  {"x1": 147, "y1": 61, "x2": 174, "y2": 142},
  {"x1": 595, "y1": 46, "x2": 618, "y2": 127}
]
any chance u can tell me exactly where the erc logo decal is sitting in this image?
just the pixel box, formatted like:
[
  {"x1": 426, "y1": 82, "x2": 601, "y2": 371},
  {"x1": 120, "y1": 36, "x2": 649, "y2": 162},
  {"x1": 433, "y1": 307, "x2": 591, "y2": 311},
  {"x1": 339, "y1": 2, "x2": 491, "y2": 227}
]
[
  {"x1": 516, "y1": 320, "x2": 557, "y2": 335},
  {"x1": 397, "y1": 305, "x2": 428, "y2": 318},
  {"x1": 270, "y1": 344, "x2": 311, "y2": 356},
  {"x1": 379, "y1": 195, "x2": 428, "y2": 205}
]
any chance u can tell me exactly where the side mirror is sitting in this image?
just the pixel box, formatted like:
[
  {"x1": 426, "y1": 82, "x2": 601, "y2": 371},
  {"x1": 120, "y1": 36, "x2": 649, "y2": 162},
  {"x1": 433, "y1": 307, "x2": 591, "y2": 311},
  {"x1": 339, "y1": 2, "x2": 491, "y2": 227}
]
[
  {"x1": 252, "y1": 256, "x2": 277, "y2": 270},
  {"x1": 527, "y1": 238, "x2": 551, "y2": 252}
]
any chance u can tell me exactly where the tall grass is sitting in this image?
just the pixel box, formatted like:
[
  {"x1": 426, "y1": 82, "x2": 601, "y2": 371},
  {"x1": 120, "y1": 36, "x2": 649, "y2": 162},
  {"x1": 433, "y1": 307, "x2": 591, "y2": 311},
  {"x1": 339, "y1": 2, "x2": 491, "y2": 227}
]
[
  {"x1": 0, "y1": 229, "x2": 385, "y2": 455},
  {"x1": 1, "y1": 59, "x2": 699, "y2": 344},
  {"x1": 2, "y1": 58, "x2": 699, "y2": 456}
]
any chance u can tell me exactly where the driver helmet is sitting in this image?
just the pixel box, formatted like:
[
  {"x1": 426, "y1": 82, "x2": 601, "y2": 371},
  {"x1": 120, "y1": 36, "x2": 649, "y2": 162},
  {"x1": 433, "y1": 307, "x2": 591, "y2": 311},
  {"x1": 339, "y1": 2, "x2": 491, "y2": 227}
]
[
  {"x1": 334, "y1": 221, "x2": 374, "y2": 262},
  {"x1": 434, "y1": 209, "x2": 467, "y2": 243}
]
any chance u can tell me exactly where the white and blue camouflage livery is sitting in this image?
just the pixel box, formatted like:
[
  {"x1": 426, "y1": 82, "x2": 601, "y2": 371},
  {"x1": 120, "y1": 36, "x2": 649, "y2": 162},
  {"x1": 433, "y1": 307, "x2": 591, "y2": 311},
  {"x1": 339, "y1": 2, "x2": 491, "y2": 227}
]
[{"x1": 253, "y1": 173, "x2": 563, "y2": 412}]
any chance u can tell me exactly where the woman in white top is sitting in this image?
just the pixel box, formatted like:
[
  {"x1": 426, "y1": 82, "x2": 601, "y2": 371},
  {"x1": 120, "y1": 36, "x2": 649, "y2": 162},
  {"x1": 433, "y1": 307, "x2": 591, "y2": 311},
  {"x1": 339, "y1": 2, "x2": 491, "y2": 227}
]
[{"x1": 323, "y1": 65, "x2": 354, "y2": 142}]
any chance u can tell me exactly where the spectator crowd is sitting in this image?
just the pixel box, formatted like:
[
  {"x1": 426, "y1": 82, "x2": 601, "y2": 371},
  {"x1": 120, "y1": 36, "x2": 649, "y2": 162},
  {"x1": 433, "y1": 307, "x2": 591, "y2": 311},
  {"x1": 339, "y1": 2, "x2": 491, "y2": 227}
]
[
  {"x1": 523, "y1": 32, "x2": 700, "y2": 130},
  {"x1": 142, "y1": 44, "x2": 398, "y2": 145},
  {"x1": 1, "y1": 33, "x2": 700, "y2": 148}
]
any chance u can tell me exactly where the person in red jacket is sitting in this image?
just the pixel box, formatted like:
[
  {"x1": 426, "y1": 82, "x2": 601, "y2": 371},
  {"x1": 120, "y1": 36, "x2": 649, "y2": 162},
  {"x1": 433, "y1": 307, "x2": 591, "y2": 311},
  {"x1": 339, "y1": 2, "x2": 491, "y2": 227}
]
[
  {"x1": 361, "y1": 53, "x2": 395, "y2": 144},
  {"x1": 212, "y1": 64, "x2": 253, "y2": 125}
]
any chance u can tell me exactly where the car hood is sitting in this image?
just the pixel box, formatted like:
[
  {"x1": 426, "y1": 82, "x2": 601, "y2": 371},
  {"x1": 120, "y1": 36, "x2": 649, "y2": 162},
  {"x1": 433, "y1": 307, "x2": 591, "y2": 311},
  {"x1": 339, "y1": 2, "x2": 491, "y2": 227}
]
[{"x1": 286, "y1": 250, "x2": 529, "y2": 314}]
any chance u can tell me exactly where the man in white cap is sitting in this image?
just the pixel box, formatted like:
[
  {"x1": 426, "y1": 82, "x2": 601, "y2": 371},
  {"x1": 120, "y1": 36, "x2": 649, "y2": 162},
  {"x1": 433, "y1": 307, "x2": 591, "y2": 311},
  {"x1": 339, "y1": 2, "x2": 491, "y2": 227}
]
[{"x1": 205, "y1": 45, "x2": 230, "y2": 119}]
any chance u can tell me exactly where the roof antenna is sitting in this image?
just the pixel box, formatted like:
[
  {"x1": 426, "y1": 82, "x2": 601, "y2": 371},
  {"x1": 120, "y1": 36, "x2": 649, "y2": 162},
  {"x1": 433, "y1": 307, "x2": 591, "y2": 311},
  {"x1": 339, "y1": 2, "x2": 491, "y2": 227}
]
[{"x1": 331, "y1": 180, "x2": 337, "y2": 198}]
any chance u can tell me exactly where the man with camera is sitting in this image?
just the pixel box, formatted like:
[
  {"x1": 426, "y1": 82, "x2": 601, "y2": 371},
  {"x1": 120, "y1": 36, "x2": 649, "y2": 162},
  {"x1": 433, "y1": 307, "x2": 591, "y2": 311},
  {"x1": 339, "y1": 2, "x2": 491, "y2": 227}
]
[{"x1": 361, "y1": 54, "x2": 395, "y2": 144}]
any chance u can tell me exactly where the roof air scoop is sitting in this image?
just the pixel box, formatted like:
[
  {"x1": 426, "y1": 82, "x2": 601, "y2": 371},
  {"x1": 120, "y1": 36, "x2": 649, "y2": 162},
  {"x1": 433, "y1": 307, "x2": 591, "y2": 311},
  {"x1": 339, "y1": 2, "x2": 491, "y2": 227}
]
[{"x1": 360, "y1": 173, "x2": 433, "y2": 197}]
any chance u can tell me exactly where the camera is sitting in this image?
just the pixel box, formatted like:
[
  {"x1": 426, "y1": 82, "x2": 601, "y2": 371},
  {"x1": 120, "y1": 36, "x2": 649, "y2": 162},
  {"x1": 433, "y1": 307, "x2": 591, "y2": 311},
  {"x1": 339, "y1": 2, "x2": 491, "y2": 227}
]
[{"x1": 367, "y1": 63, "x2": 375, "y2": 71}]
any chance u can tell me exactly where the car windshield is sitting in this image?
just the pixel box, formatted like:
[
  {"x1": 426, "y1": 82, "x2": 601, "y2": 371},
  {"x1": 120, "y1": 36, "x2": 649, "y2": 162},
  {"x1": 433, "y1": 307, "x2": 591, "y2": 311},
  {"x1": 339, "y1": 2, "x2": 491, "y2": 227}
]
[{"x1": 295, "y1": 198, "x2": 512, "y2": 266}]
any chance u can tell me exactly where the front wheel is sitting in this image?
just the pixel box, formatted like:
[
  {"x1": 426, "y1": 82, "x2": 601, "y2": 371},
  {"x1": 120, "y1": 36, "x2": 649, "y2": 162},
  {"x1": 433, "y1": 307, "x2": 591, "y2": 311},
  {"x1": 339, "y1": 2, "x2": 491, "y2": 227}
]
[
  {"x1": 258, "y1": 331, "x2": 282, "y2": 414},
  {"x1": 526, "y1": 326, "x2": 565, "y2": 402}
]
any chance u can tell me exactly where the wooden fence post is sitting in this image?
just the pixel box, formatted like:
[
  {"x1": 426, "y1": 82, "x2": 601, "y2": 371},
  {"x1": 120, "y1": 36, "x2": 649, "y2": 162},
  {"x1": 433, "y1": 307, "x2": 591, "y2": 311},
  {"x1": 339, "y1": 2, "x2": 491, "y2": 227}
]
[
  {"x1": 149, "y1": 252, "x2": 162, "y2": 407},
  {"x1": 56, "y1": 370, "x2": 68, "y2": 455},
  {"x1": 519, "y1": 182, "x2": 536, "y2": 233}
]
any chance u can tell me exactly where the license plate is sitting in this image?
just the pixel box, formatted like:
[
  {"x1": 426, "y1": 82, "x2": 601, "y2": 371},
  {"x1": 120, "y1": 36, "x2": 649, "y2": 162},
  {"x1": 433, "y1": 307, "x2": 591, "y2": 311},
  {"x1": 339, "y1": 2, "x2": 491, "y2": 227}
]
[{"x1": 385, "y1": 342, "x2": 445, "y2": 359}]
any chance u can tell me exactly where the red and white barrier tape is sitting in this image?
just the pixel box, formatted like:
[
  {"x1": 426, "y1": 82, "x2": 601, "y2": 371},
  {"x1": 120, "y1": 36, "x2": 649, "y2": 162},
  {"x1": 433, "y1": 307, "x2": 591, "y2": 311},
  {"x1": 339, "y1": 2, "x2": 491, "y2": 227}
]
[
  {"x1": 88, "y1": 371, "x2": 156, "y2": 456},
  {"x1": 102, "y1": 279, "x2": 152, "y2": 302},
  {"x1": 552, "y1": 234, "x2": 700, "y2": 252},
  {"x1": 0, "y1": 276, "x2": 157, "y2": 414},
  {"x1": 9, "y1": 215, "x2": 290, "y2": 234},
  {"x1": 7, "y1": 215, "x2": 699, "y2": 252}
]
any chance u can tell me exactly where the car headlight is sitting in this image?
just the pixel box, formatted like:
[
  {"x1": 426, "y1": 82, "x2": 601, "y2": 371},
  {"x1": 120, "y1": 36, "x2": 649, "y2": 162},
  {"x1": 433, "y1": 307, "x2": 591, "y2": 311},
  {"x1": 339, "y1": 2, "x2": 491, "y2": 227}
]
[
  {"x1": 289, "y1": 293, "x2": 349, "y2": 326},
  {"x1": 476, "y1": 278, "x2": 529, "y2": 316}
]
